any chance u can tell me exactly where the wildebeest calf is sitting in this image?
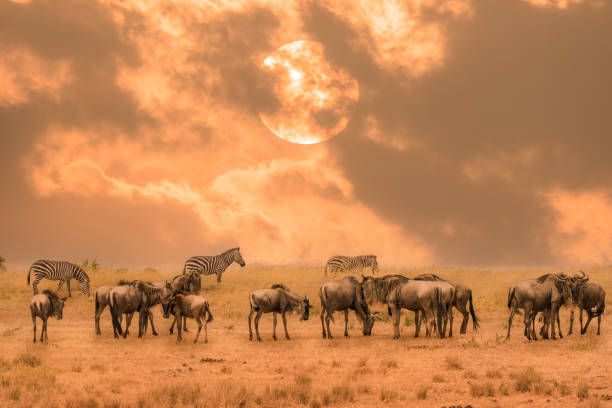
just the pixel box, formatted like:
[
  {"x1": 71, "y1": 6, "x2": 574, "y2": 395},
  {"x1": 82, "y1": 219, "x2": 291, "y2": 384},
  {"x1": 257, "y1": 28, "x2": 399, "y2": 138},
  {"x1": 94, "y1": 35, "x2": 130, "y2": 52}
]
[
  {"x1": 168, "y1": 292, "x2": 214, "y2": 343},
  {"x1": 248, "y1": 284, "x2": 310, "y2": 341},
  {"x1": 30, "y1": 290, "x2": 67, "y2": 343}
]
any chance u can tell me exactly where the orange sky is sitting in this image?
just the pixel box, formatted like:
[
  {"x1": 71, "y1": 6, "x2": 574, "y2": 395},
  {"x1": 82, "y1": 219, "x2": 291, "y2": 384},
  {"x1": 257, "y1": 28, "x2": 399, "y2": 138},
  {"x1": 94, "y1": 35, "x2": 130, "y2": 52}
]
[{"x1": 1, "y1": 0, "x2": 611, "y2": 268}]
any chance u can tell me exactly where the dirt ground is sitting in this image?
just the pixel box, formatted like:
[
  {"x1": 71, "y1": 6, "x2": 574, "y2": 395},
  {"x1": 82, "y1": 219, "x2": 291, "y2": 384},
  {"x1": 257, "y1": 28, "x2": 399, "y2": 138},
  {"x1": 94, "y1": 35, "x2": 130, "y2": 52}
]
[{"x1": 0, "y1": 265, "x2": 610, "y2": 407}]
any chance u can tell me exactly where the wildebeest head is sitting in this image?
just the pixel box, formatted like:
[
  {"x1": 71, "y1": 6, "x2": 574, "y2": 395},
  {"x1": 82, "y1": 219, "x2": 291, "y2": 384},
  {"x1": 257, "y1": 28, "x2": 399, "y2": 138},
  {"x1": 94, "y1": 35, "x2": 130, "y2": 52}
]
[
  {"x1": 570, "y1": 271, "x2": 589, "y2": 304},
  {"x1": 299, "y1": 297, "x2": 310, "y2": 321},
  {"x1": 161, "y1": 281, "x2": 173, "y2": 318},
  {"x1": 188, "y1": 272, "x2": 201, "y2": 294},
  {"x1": 52, "y1": 296, "x2": 67, "y2": 320},
  {"x1": 554, "y1": 273, "x2": 573, "y2": 306}
]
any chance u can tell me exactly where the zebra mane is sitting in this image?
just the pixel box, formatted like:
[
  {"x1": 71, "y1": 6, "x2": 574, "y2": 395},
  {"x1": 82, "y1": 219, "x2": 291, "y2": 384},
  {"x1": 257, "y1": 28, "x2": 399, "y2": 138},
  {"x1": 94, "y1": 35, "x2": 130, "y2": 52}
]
[
  {"x1": 222, "y1": 247, "x2": 240, "y2": 256},
  {"x1": 271, "y1": 283, "x2": 289, "y2": 291},
  {"x1": 42, "y1": 290, "x2": 60, "y2": 302}
]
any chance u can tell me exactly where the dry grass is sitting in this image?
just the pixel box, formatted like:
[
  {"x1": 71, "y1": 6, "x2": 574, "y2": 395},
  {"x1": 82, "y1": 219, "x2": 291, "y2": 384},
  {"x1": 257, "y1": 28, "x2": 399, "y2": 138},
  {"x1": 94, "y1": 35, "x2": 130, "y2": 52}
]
[{"x1": 0, "y1": 264, "x2": 611, "y2": 407}]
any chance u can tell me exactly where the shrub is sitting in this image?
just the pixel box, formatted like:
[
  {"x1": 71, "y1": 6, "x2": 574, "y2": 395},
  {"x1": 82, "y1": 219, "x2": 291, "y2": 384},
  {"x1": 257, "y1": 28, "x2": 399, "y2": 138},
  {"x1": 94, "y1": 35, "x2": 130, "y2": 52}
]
[
  {"x1": 416, "y1": 385, "x2": 429, "y2": 400},
  {"x1": 470, "y1": 381, "x2": 496, "y2": 398},
  {"x1": 445, "y1": 355, "x2": 462, "y2": 370},
  {"x1": 513, "y1": 367, "x2": 543, "y2": 393}
]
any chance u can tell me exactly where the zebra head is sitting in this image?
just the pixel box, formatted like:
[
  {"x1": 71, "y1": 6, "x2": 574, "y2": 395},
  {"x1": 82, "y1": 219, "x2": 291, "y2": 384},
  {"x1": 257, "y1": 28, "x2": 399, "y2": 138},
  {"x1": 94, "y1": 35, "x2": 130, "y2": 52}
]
[
  {"x1": 233, "y1": 248, "x2": 246, "y2": 267},
  {"x1": 368, "y1": 256, "x2": 379, "y2": 273}
]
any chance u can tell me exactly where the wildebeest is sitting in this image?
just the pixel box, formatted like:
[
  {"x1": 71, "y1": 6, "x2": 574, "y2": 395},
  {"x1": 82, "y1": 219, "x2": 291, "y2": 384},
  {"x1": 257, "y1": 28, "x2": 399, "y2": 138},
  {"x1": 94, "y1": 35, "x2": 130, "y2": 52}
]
[
  {"x1": 109, "y1": 280, "x2": 173, "y2": 338},
  {"x1": 568, "y1": 271, "x2": 606, "y2": 335},
  {"x1": 325, "y1": 255, "x2": 379, "y2": 275},
  {"x1": 361, "y1": 275, "x2": 444, "y2": 339},
  {"x1": 167, "y1": 291, "x2": 214, "y2": 343},
  {"x1": 248, "y1": 284, "x2": 310, "y2": 341},
  {"x1": 168, "y1": 272, "x2": 202, "y2": 334},
  {"x1": 413, "y1": 274, "x2": 479, "y2": 334},
  {"x1": 507, "y1": 273, "x2": 571, "y2": 340},
  {"x1": 319, "y1": 276, "x2": 376, "y2": 339},
  {"x1": 95, "y1": 285, "x2": 120, "y2": 336},
  {"x1": 30, "y1": 290, "x2": 67, "y2": 343}
]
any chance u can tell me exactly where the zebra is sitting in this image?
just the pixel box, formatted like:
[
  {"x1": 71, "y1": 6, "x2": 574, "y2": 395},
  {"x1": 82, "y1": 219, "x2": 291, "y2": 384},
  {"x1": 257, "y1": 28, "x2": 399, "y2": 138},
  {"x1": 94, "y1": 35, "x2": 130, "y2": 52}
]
[
  {"x1": 324, "y1": 255, "x2": 379, "y2": 275},
  {"x1": 27, "y1": 260, "x2": 91, "y2": 297},
  {"x1": 183, "y1": 248, "x2": 246, "y2": 283}
]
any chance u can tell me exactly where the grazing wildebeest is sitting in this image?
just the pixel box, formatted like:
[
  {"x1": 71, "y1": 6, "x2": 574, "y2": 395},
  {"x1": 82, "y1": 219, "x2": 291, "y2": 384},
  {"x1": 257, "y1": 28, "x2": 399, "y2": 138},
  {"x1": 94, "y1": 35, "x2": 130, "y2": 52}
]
[
  {"x1": 184, "y1": 247, "x2": 246, "y2": 282},
  {"x1": 319, "y1": 276, "x2": 376, "y2": 339},
  {"x1": 28, "y1": 260, "x2": 90, "y2": 297},
  {"x1": 169, "y1": 272, "x2": 202, "y2": 334},
  {"x1": 507, "y1": 273, "x2": 571, "y2": 340},
  {"x1": 361, "y1": 276, "x2": 444, "y2": 339},
  {"x1": 413, "y1": 274, "x2": 479, "y2": 334},
  {"x1": 248, "y1": 284, "x2": 310, "y2": 341},
  {"x1": 167, "y1": 291, "x2": 213, "y2": 343},
  {"x1": 109, "y1": 280, "x2": 172, "y2": 338},
  {"x1": 30, "y1": 290, "x2": 67, "y2": 343},
  {"x1": 568, "y1": 271, "x2": 606, "y2": 335},
  {"x1": 324, "y1": 255, "x2": 379, "y2": 275}
]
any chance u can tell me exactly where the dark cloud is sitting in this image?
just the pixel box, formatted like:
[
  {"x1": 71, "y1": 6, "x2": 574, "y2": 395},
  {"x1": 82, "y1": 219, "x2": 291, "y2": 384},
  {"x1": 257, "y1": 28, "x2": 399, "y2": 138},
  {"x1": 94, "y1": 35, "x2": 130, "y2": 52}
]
[{"x1": 302, "y1": 0, "x2": 612, "y2": 265}]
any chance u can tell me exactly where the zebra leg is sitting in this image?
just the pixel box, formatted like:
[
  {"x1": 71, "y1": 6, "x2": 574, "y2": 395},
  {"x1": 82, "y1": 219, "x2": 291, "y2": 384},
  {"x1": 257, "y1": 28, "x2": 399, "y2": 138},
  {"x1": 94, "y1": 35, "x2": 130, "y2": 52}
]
[
  {"x1": 272, "y1": 312, "x2": 277, "y2": 341},
  {"x1": 344, "y1": 309, "x2": 350, "y2": 337},
  {"x1": 248, "y1": 308, "x2": 254, "y2": 341},
  {"x1": 254, "y1": 311, "x2": 263, "y2": 341},
  {"x1": 282, "y1": 312, "x2": 290, "y2": 340},
  {"x1": 57, "y1": 280, "x2": 65, "y2": 291},
  {"x1": 194, "y1": 316, "x2": 203, "y2": 343},
  {"x1": 67, "y1": 279, "x2": 72, "y2": 297},
  {"x1": 216, "y1": 272, "x2": 222, "y2": 283}
]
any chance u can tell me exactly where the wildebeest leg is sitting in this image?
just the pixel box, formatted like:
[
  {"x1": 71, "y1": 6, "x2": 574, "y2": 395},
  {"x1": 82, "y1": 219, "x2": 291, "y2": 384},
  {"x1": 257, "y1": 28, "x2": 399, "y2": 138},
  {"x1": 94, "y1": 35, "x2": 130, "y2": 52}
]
[
  {"x1": 506, "y1": 308, "x2": 516, "y2": 339},
  {"x1": 579, "y1": 307, "x2": 585, "y2": 334},
  {"x1": 123, "y1": 313, "x2": 133, "y2": 339},
  {"x1": 597, "y1": 313, "x2": 601, "y2": 335},
  {"x1": 550, "y1": 306, "x2": 558, "y2": 339},
  {"x1": 523, "y1": 305, "x2": 533, "y2": 340},
  {"x1": 148, "y1": 311, "x2": 158, "y2": 336},
  {"x1": 391, "y1": 305, "x2": 401, "y2": 339},
  {"x1": 320, "y1": 307, "x2": 327, "y2": 339},
  {"x1": 95, "y1": 302, "x2": 103, "y2": 335},
  {"x1": 568, "y1": 310, "x2": 574, "y2": 335},
  {"x1": 248, "y1": 308, "x2": 254, "y2": 341},
  {"x1": 66, "y1": 279, "x2": 71, "y2": 297},
  {"x1": 272, "y1": 312, "x2": 277, "y2": 341},
  {"x1": 344, "y1": 310, "x2": 350, "y2": 338},
  {"x1": 183, "y1": 316, "x2": 189, "y2": 332},
  {"x1": 582, "y1": 310, "x2": 594, "y2": 334},
  {"x1": 176, "y1": 313, "x2": 183, "y2": 342},
  {"x1": 194, "y1": 315, "x2": 203, "y2": 343},
  {"x1": 169, "y1": 316, "x2": 177, "y2": 334},
  {"x1": 325, "y1": 310, "x2": 334, "y2": 339},
  {"x1": 414, "y1": 310, "x2": 422, "y2": 338},
  {"x1": 32, "y1": 312, "x2": 37, "y2": 343},
  {"x1": 254, "y1": 310, "x2": 263, "y2": 341},
  {"x1": 282, "y1": 311, "x2": 290, "y2": 340},
  {"x1": 42, "y1": 317, "x2": 48, "y2": 342},
  {"x1": 448, "y1": 305, "x2": 453, "y2": 337}
]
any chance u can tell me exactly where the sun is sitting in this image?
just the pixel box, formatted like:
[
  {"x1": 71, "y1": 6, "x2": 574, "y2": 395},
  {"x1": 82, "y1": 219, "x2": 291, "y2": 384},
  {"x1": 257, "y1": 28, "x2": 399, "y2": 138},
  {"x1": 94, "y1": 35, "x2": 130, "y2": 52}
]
[{"x1": 258, "y1": 40, "x2": 359, "y2": 144}]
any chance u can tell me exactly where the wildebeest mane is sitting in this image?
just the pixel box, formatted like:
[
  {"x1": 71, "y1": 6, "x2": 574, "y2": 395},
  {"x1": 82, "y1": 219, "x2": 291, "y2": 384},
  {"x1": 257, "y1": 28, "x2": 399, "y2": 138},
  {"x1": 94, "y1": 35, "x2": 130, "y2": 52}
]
[
  {"x1": 536, "y1": 274, "x2": 554, "y2": 283},
  {"x1": 271, "y1": 283, "x2": 289, "y2": 291},
  {"x1": 413, "y1": 273, "x2": 443, "y2": 281},
  {"x1": 42, "y1": 289, "x2": 60, "y2": 302}
]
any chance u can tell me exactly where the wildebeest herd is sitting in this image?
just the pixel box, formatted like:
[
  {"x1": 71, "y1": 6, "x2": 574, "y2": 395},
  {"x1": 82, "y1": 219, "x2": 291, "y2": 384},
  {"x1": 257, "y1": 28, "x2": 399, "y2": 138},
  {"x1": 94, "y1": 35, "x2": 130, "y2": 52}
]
[{"x1": 26, "y1": 251, "x2": 606, "y2": 345}]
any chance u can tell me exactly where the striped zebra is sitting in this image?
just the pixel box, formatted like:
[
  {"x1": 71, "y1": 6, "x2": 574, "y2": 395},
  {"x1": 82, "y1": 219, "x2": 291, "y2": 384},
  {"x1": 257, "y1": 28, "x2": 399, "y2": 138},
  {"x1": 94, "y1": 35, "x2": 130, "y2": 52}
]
[
  {"x1": 324, "y1": 255, "x2": 379, "y2": 276},
  {"x1": 183, "y1": 248, "x2": 246, "y2": 282},
  {"x1": 27, "y1": 260, "x2": 91, "y2": 297}
]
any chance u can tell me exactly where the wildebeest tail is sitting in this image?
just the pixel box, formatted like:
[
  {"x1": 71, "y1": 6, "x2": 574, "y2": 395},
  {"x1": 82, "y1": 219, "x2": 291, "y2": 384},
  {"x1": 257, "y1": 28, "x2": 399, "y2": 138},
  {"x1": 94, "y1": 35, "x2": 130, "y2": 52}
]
[
  {"x1": 204, "y1": 301, "x2": 214, "y2": 323},
  {"x1": 507, "y1": 287, "x2": 516, "y2": 309},
  {"x1": 95, "y1": 291, "x2": 100, "y2": 315},
  {"x1": 319, "y1": 287, "x2": 335, "y2": 323},
  {"x1": 109, "y1": 292, "x2": 123, "y2": 336},
  {"x1": 249, "y1": 293, "x2": 260, "y2": 312},
  {"x1": 468, "y1": 290, "x2": 480, "y2": 330},
  {"x1": 435, "y1": 287, "x2": 444, "y2": 338}
]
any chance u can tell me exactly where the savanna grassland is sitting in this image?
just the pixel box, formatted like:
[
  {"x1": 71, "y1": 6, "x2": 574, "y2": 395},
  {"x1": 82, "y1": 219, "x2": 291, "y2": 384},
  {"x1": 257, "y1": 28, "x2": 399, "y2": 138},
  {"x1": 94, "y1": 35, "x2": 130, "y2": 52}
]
[{"x1": 1, "y1": 265, "x2": 611, "y2": 408}]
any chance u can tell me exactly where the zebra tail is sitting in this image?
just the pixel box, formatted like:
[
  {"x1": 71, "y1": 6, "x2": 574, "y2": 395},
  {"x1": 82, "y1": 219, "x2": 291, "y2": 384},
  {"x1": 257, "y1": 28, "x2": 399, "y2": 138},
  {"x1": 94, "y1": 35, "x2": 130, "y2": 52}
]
[
  {"x1": 27, "y1": 265, "x2": 32, "y2": 285},
  {"x1": 468, "y1": 290, "x2": 480, "y2": 331},
  {"x1": 324, "y1": 263, "x2": 329, "y2": 276},
  {"x1": 205, "y1": 301, "x2": 214, "y2": 323}
]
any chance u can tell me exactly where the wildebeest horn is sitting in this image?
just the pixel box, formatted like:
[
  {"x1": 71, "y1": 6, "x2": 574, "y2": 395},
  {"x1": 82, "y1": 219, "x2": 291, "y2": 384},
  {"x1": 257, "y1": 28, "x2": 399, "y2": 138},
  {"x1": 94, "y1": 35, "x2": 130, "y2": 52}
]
[{"x1": 579, "y1": 270, "x2": 589, "y2": 283}]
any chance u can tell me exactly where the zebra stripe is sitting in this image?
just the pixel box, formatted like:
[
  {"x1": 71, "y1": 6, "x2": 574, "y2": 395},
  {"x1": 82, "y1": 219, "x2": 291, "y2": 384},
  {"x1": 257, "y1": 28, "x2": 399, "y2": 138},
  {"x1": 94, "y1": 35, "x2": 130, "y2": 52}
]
[
  {"x1": 28, "y1": 260, "x2": 90, "y2": 297},
  {"x1": 324, "y1": 255, "x2": 379, "y2": 275},
  {"x1": 183, "y1": 248, "x2": 245, "y2": 283}
]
